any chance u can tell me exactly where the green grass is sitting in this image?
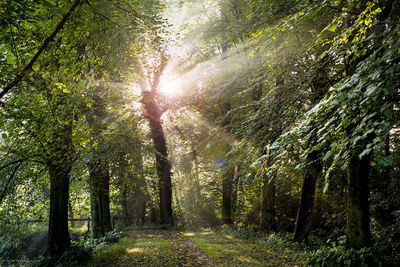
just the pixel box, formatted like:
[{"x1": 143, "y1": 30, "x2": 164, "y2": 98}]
[
  {"x1": 86, "y1": 228, "x2": 300, "y2": 266},
  {"x1": 88, "y1": 236, "x2": 132, "y2": 266},
  {"x1": 182, "y1": 230, "x2": 296, "y2": 266},
  {"x1": 87, "y1": 233, "x2": 177, "y2": 267}
]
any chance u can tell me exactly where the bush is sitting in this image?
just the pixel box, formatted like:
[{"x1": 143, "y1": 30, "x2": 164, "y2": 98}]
[
  {"x1": 35, "y1": 243, "x2": 92, "y2": 267},
  {"x1": 34, "y1": 229, "x2": 123, "y2": 267},
  {"x1": 306, "y1": 236, "x2": 382, "y2": 267},
  {"x1": 231, "y1": 224, "x2": 263, "y2": 240},
  {"x1": 90, "y1": 229, "x2": 123, "y2": 247}
]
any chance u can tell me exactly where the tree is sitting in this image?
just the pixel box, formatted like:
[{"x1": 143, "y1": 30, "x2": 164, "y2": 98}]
[{"x1": 136, "y1": 57, "x2": 174, "y2": 225}]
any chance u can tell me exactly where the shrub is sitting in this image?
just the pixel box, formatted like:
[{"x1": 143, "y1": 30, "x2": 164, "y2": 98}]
[{"x1": 306, "y1": 236, "x2": 382, "y2": 267}]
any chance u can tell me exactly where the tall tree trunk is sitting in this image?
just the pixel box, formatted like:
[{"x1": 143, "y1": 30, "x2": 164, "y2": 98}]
[
  {"x1": 136, "y1": 177, "x2": 147, "y2": 225},
  {"x1": 346, "y1": 149, "x2": 372, "y2": 248},
  {"x1": 88, "y1": 158, "x2": 112, "y2": 238},
  {"x1": 47, "y1": 162, "x2": 72, "y2": 257},
  {"x1": 122, "y1": 189, "x2": 132, "y2": 226},
  {"x1": 142, "y1": 90, "x2": 173, "y2": 225},
  {"x1": 192, "y1": 149, "x2": 201, "y2": 205},
  {"x1": 260, "y1": 175, "x2": 276, "y2": 231},
  {"x1": 231, "y1": 165, "x2": 240, "y2": 219},
  {"x1": 222, "y1": 166, "x2": 235, "y2": 224},
  {"x1": 152, "y1": 118, "x2": 173, "y2": 225},
  {"x1": 293, "y1": 151, "x2": 322, "y2": 242},
  {"x1": 46, "y1": 122, "x2": 74, "y2": 258}
]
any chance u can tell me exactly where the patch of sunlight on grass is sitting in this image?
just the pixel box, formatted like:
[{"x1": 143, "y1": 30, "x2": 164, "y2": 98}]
[
  {"x1": 126, "y1": 247, "x2": 143, "y2": 253},
  {"x1": 237, "y1": 256, "x2": 254, "y2": 263},
  {"x1": 224, "y1": 234, "x2": 233, "y2": 239},
  {"x1": 183, "y1": 232, "x2": 195, "y2": 237},
  {"x1": 200, "y1": 231, "x2": 212, "y2": 235},
  {"x1": 89, "y1": 237, "x2": 132, "y2": 267},
  {"x1": 115, "y1": 235, "x2": 178, "y2": 266}
]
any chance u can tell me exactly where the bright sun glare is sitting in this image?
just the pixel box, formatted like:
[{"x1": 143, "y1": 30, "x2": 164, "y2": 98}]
[{"x1": 160, "y1": 79, "x2": 180, "y2": 96}]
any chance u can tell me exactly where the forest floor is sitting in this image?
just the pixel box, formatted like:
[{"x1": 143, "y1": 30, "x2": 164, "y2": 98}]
[{"x1": 90, "y1": 228, "x2": 300, "y2": 266}]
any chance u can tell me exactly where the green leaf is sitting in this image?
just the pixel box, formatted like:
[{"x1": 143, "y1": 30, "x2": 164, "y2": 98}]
[
  {"x1": 365, "y1": 84, "x2": 377, "y2": 96},
  {"x1": 328, "y1": 24, "x2": 337, "y2": 32},
  {"x1": 323, "y1": 151, "x2": 331, "y2": 161},
  {"x1": 32, "y1": 63, "x2": 40, "y2": 72},
  {"x1": 378, "y1": 155, "x2": 393, "y2": 166},
  {"x1": 359, "y1": 148, "x2": 372, "y2": 159}
]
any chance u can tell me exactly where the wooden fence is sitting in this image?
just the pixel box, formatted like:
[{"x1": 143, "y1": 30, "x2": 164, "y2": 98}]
[{"x1": 27, "y1": 216, "x2": 128, "y2": 233}]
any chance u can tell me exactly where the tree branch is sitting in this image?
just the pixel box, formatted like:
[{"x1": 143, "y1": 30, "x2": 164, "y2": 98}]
[
  {"x1": 0, "y1": 160, "x2": 22, "y2": 204},
  {"x1": 0, "y1": 0, "x2": 82, "y2": 100},
  {"x1": 151, "y1": 55, "x2": 168, "y2": 92}
]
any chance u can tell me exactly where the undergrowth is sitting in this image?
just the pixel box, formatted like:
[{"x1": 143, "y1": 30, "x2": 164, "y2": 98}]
[{"x1": 222, "y1": 225, "x2": 384, "y2": 266}]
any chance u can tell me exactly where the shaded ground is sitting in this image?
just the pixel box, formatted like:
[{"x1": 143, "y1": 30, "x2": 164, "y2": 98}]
[{"x1": 107, "y1": 229, "x2": 298, "y2": 267}]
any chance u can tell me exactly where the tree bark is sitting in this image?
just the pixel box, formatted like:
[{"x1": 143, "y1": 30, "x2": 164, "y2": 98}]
[
  {"x1": 141, "y1": 90, "x2": 173, "y2": 225},
  {"x1": 293, "y1": 150, "x2": 322, "y2": 242},
  {"x1": 260, "y1": 175, "x2": 276, "y2": 231},
  {"x1": 222, "y1": 166, "x2": 235, "y2": 225},
  {"x1": 346, "y1": 149, "x2": 372, "y2": 248},
  {"x1": 46, "y1": 122, "x2": 74, "y2": 258},
  {"x1": 88, "y1": 158, "x2": 112, "y2": 238},
  {"x1": 136, "y1": 178, "x2": 147, "y2": 225},
  {"x1": 231, "y1": 165, "x2": 240, "y2": 219},
  {"x1": 47, "y1": 162, "x2": 72, "y2": 257}
]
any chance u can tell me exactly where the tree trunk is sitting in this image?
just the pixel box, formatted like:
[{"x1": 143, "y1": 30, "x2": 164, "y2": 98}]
[
  {"x1": 136, "y1": 177, "x2": 147, "y2": 225},
  {"x1": 293, "y1": 151, "x2": 322, "y2": 242},
  {"x1": 232, "y1": 165, "x2": 240, "y2": 221},
  {"x1": 46, "y1": 122, "x2": 74, "y2": 258},
  {"x1": 142, "y1": 91, "x2": 173, "y2": 225},
  {"x1": 122, "y1": 189, "x2": 132, "y2": 226},
  {"x1": 47, "y1": 163, "x2": 72, "y2": 257},
  {"x1": 346, "y1": 150, "x2": 372, "y2": 248},
  {"x1": 260, "y1": 175, "x2": 276, "y2": 231},
  {"x1": 222, "y1": 166, "x2": 235, "y2": 225},
  {"x1": 88, "y1": 158, "x2": 112, "y2": 238}
]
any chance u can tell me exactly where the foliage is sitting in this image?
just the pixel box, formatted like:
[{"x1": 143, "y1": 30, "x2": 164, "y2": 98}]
[
  {"x1": 306, "y1": 236, "x2": 382, "y2": 267},
  {"x1": 89, "y1": 229, "x2": 124, "y2": 248},
  {"x1": 35, "y1": 243, "x2": 92, "y2": 267}
]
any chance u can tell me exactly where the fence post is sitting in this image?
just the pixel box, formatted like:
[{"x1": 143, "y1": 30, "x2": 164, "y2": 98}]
[{"x1": 87, "y1": 217, "x2": 91, "y2": 234}]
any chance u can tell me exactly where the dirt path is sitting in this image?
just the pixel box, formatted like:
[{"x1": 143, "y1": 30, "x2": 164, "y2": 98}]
[
  {"x1": 112, "y1": 230, "x2": 299, "y2": 266},
  {"x1": 126, "y1": 231, "x2": 214, "y2": 266}
]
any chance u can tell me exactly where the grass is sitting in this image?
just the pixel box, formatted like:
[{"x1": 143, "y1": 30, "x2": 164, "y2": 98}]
[
  {"x1": 88, "y1": 236, "x2": 132, "y2": 266},
  {"x1": 88, "y1": 232, "x2": 178, "y2": 267},
  {"x1": 183, "y1": 230, "x2": 297, "y2": 266},
  {"x1": 86, "y1": 228, "x2": 300, "y2": 266}
]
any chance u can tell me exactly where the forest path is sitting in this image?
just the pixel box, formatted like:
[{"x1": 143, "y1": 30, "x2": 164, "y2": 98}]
[
  {"x1": 113, "y1": 230, "x2": 213, "y2": 266},
  {"x1": 110, "y1": 229, "x2": 298, "y2": 267},
  {"x1": 131, "y1": 231, "x2": 213, "y2": 266}
]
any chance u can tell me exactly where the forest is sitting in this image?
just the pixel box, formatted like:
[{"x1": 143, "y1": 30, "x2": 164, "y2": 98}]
[{"x1": 0, "y1": 0, "x2": 399, "y2": 266}]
